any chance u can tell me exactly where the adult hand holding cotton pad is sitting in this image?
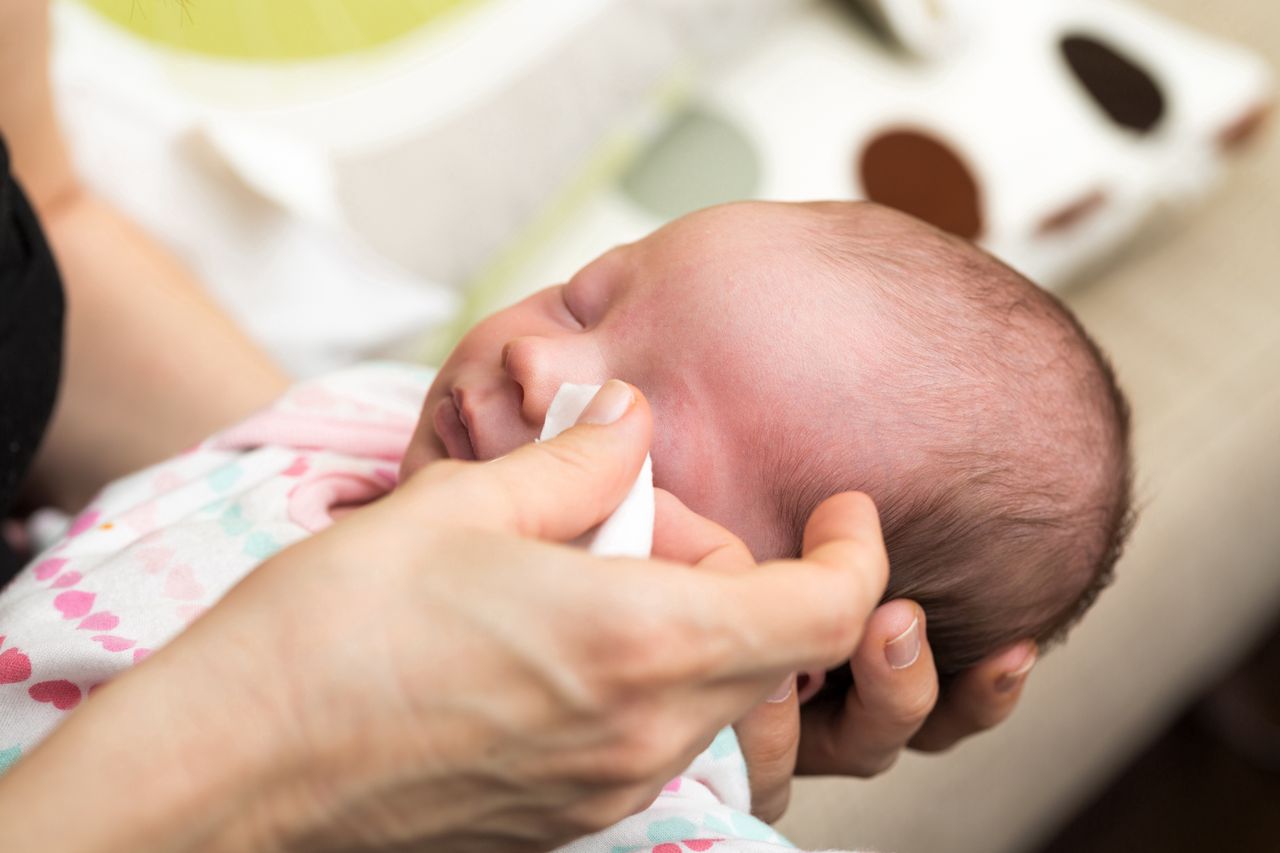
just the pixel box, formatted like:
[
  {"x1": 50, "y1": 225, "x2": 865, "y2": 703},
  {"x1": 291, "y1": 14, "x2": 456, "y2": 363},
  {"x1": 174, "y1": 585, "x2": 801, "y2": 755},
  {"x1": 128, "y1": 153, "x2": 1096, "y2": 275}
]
[{"x1": 540, "y1": 383, "x2": 654, "y2": 559}]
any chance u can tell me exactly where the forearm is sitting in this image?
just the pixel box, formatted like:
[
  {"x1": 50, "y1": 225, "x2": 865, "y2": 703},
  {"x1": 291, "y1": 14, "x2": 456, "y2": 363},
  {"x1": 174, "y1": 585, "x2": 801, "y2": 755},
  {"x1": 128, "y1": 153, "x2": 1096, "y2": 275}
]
[
  {"x1": 0, "y1": 639, "x2": 287, "y2": 852},
  {"x1": 2, "y1": 0, "x2": 290, "y2": 511},
  {"x1": 26, "y1": 188, "x2": 290, "y2": 510}
]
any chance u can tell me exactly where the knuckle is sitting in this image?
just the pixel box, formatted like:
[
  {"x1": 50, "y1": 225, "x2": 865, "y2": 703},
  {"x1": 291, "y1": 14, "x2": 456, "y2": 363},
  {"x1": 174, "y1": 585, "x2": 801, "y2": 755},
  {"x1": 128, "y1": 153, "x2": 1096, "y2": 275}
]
[
  {"x1": 813, "y1": 602, "x2": 864, "y2": 662},
  {"x1": 537, "y1": 436, "x2": 599, "y2": 478},
  {"x1": 557, "y1": 796, "x2": 618, "y2": 837},
  {"x1": 607, "y1": 718, "x2": 679, "y2": 784},
  {"x1": 408, "y1": 458, "x2": 471, "y2": 487},
  {"x1": 598, "y1": 608, "x2": 707, "y2": 695},
  {"x1": 589, "y1": 622, "x2": 662, "y2": 699},
  {"x1": 562, "y1": 784, "x2": 659, "y2": 836},
  {"x1": 912, "y1": 736, "x2": 957, "y2": 754},
  {"x1": 849, "y1": 750, "x2": 899, "y2": 779},
  {"x1": 907, "y1": 722, "x2": 960, "y2": 753},
  {"x1": 893, "y1": 681, "x2": 940, "y2": 726},
  {"x1": 967, "y1": 693, "x2": 1016, "y2": 731},
  {"x1": 753, "y1": 782, "x2": 793, "y2": 824},
  {"x1": 567, "y1": 704, "x2": 677, "y2": 789}
]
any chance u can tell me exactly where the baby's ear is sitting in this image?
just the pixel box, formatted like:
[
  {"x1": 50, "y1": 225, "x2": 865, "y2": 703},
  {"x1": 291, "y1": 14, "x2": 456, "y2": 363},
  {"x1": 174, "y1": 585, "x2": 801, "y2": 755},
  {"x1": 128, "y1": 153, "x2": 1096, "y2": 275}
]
[{"x1": 651, "y1": 489, "x2": 754, "y2": 574}]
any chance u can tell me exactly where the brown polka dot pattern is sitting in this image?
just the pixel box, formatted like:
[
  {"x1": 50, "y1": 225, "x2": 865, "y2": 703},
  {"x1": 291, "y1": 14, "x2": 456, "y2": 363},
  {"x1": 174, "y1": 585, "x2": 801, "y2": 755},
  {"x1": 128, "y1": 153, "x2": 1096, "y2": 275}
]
[
  {"x1": 858, "y1": 128, "x2": 983, "y2": 240},
  {"x1": 1218, "y1": 102, "x2": 1271, "y2": 151},
  {"x1": 1038, "y1": 189, "x2": 1107, "y2": 235},
  {"x1": 1061, "y1": 34, "x2": 1166, "y2": 134}
]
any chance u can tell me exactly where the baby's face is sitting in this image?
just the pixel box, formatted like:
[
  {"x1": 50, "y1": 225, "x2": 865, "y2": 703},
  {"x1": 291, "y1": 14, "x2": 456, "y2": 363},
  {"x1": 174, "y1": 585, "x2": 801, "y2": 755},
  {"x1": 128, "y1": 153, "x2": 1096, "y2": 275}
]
[{"x1": 403, "y1": 203, "x2": 867, "y2": 556}]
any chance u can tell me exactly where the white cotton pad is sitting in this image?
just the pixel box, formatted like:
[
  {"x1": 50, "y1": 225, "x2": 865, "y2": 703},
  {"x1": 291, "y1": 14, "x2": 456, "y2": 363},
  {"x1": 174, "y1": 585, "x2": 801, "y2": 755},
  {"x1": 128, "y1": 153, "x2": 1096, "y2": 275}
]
[{"x1": 540, "y1": 383, "x2": 654, "y2": 559}]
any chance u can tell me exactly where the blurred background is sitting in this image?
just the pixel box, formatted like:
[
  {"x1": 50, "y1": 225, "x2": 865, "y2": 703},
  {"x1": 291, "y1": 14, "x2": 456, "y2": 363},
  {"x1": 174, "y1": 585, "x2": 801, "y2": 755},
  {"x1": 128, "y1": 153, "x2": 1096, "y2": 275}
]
[{"x1": 47, "y1": 0, "x2": 1278, "y2": 850}]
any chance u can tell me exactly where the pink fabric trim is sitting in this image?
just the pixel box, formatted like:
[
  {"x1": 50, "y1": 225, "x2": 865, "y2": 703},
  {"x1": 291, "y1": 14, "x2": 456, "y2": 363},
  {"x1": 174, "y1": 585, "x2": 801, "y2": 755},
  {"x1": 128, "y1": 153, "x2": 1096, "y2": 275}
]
[
  {"x1": 210, "y1": 412, "x2": 416, "y2": 460},
  {"x1": 287, "y1": 473, "x2": 390, "y2": 533}
]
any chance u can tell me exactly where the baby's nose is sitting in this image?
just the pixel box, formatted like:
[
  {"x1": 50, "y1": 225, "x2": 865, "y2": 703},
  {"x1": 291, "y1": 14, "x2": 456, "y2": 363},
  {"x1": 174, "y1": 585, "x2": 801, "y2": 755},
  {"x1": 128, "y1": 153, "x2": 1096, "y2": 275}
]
[{"x1": 502, "y1": 336, "x2": 567, "y2": 425}]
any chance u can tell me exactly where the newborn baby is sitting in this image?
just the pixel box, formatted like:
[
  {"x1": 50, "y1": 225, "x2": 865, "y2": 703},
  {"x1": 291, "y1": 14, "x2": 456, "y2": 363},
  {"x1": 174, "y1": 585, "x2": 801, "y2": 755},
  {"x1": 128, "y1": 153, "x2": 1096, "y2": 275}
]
[
  {"x1": 402, "y1": 200, "x2": 1133, "y2": 678},
  {"x1": 0, "y1": 201, "x2": 1131, "y2": 848}
]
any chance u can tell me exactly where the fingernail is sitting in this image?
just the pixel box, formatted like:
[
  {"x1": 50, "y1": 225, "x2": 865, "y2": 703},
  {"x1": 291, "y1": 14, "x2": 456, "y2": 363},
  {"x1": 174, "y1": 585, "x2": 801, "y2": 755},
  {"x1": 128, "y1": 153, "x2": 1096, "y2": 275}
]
[
  {"x1": 766, "y1": 674, "x2": 795, "y2": 703},
  {"x1": 885, "y1": 616, "x2": 921, "y2": 670},
  {"x1": 996, "y1": 650, "x2": 1037, "y2": 693},
  {"x1": 576, "y1": 380, "x2": 634, "y2": 426}
]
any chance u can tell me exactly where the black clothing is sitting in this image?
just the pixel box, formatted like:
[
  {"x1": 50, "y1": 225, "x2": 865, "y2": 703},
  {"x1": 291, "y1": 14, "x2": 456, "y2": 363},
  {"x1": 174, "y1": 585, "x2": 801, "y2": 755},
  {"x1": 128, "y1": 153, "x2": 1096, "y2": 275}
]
[{"x1": 0, "y1": 136, "x2": 65, "y2": 582}]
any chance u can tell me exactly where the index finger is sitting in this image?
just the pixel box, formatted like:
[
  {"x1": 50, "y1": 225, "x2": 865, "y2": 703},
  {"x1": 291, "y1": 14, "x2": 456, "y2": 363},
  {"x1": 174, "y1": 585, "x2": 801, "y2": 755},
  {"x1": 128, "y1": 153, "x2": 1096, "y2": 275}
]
[
  {"x1": 651, "y1": 488, "x2": 755, "y2": 574},
  {"x1": 698, "y1": 492, "x2": 890, "y2": 676}
]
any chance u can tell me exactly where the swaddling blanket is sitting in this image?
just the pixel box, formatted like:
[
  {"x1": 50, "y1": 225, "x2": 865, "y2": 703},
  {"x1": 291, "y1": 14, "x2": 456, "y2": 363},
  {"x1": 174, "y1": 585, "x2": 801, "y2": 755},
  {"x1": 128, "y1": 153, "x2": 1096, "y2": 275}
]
[{"x1": 0, "y1": 363, "x2": 823, "y2": 851}]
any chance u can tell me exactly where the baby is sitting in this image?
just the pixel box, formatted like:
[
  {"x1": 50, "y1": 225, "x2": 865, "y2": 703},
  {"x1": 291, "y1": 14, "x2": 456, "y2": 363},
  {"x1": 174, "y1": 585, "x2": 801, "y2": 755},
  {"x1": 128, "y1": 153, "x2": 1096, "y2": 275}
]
[
  {"x1": 402, "y1": 200, "x2": 1133, "y2": 677},
  {"x1": 0, "y1": 201, "x2": 1131, "y2": 848}
]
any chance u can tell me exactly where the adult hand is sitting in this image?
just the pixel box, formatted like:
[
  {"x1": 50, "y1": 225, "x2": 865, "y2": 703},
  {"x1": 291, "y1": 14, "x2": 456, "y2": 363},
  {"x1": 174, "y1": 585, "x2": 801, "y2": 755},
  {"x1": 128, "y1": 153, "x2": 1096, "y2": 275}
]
[
  {"x1": 648, "y1": 489, "x2": 889, "y2": 824},
  {"x1": 731, "y1": 611, "x2": 1035, "y2": 824},
  {"x1": 730, "y1": 604, "x2": 1036, "y2": 822},
  {"x1": 658, "y1": 502, "x2": 1037, "y2": 821},
  {"x1": 795, "y1": 604, "x2": 1037, "y2": 776},
  {"x1": 727, "y1": 604, "x2": 1035, "y2": 822},
  {"x1": 0, "y1": 382, "x2": 890, "y2": 853}
]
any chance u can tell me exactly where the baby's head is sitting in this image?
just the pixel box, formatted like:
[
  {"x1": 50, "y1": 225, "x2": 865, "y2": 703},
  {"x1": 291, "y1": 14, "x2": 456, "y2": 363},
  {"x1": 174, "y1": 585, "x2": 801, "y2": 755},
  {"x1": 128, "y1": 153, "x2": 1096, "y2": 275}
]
[{"x1": 404, "y1": 201, "x2": 1133, "y2": 675}]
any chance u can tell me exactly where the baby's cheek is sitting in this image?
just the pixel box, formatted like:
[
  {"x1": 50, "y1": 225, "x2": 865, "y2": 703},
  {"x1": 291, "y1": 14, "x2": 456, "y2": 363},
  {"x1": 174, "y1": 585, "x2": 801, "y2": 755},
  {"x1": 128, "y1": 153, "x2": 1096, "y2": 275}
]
[
  {"x1": 648, "y1": 432, "x2": 715, "y2": 515},
  {"x1": 398, "y1": 412, "x2": 445, "y2": 482}
]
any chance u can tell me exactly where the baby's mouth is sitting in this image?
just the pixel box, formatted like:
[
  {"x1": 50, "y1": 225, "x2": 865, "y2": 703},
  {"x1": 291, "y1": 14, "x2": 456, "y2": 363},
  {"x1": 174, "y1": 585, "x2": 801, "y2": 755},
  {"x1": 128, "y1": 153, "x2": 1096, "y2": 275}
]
[{"x1": 432, "y1": 394, "x2": 477, "y2": 461}]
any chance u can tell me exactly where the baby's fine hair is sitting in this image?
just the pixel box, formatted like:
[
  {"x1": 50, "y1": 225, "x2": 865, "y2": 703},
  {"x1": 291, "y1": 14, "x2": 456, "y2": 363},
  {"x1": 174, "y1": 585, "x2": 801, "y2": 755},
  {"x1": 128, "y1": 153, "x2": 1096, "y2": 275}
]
[{"x1": 787, "y1": 202, "x2": 1134, "y2": 676}]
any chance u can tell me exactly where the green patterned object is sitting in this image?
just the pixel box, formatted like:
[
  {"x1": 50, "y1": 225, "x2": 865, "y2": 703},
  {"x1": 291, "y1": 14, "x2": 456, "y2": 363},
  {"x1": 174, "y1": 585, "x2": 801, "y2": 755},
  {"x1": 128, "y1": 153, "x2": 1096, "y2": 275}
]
[{"x1": 78, "y1": 0, "x2": 486, "y2": 60}]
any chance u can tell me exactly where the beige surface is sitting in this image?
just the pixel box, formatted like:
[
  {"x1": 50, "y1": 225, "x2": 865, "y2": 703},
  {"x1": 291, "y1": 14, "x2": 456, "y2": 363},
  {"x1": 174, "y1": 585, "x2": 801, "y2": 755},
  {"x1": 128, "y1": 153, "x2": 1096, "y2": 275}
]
[{"x1": 776, "y1": 2, "x2": 1280, "y2": 852}]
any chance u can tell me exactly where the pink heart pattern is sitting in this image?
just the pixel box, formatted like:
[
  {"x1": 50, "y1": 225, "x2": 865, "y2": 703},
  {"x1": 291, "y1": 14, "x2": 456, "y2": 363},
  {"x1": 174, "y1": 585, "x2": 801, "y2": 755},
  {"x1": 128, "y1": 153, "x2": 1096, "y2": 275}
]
[
  {"x1": 119, "y1": 501, "x2": 158, "y2": 532},
  {"x1": 91, "y1": 636, "x2": 136, "y2": 653},
  {"x1": 28, "y1": 680, "x2": 81, "y2": 711},
  {"x1": 33, "y1": 558, "x2": 67, "y2": 581},
  {"x1": 150, "y1": 470, "x2": 185, "y2": 493},
  {"x1": 67, "y1": 510, "x2": 100, "y2": 538},
  {"x1": 137, "y1": 546, "x2": 175, "y2": 575},
  {"x1": 54, "y1": 590, "x2": 95, "y2": 620},
  {"x1": 164, "y1": 565, "x2": 204, "y2": 601},
  {"x1": 77, "y1": 612, "x2": 119, "y2": 632},
  {"x1": 0, "y1": 647, "x2": 32, "y2": 685},
  {"x1": 51, "y1": 571, "x2": 82, "y2": 588}
]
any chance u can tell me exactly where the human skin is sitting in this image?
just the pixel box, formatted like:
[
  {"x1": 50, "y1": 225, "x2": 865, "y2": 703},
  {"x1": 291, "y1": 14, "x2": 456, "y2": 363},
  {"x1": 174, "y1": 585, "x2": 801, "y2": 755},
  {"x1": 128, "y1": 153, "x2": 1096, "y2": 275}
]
[
  {"x1": 402, "y1": 203, "x2": 864, "y2": 558},
  {"x1": 401, "y1": 202, "x2": 1040, "y2": 816},
  {"x1": 0, "y1": 0, "x2": 291, "y2": 512},
  {"x1": 0, "y1": 386, "x2": 893, "y2": 852},
  {"x1": 2, "y1": 0, "x2": 1035, "y2": 831}
]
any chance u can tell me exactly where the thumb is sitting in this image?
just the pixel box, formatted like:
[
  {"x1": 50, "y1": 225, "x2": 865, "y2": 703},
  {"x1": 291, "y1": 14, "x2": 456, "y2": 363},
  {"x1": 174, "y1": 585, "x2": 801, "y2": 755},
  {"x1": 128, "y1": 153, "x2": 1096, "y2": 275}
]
[{"x1": 402, "y1": 380, "x2": 653, "y2": 543}]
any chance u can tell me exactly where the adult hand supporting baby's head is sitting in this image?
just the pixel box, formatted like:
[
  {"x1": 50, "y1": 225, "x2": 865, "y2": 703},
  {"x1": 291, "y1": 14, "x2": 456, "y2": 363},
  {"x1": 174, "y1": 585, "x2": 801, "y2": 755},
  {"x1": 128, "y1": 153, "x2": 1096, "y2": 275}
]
[
  {"x1": 0, "y1": 381, "x2": 891, "y2": 853},
  {"x1": 652, "y1": 487, "x2": 895, "y2": 824},
  {"x1": 794, "y1": 600, "x2": 1038, "y2": 778},
  {"x1": 653, "y1": 488, "x2": 1038, "y2": 815}
]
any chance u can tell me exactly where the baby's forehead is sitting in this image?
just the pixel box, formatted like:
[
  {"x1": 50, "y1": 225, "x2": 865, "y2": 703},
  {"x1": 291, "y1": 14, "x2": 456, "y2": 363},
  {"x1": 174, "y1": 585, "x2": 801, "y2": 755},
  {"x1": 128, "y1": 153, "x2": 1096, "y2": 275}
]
[
  {"x1": 632, "y1": 208, "x2": 872, "y2": 319},
  {"x1": 645, "y1": 202, "x2": 825, "y2": 266}
]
